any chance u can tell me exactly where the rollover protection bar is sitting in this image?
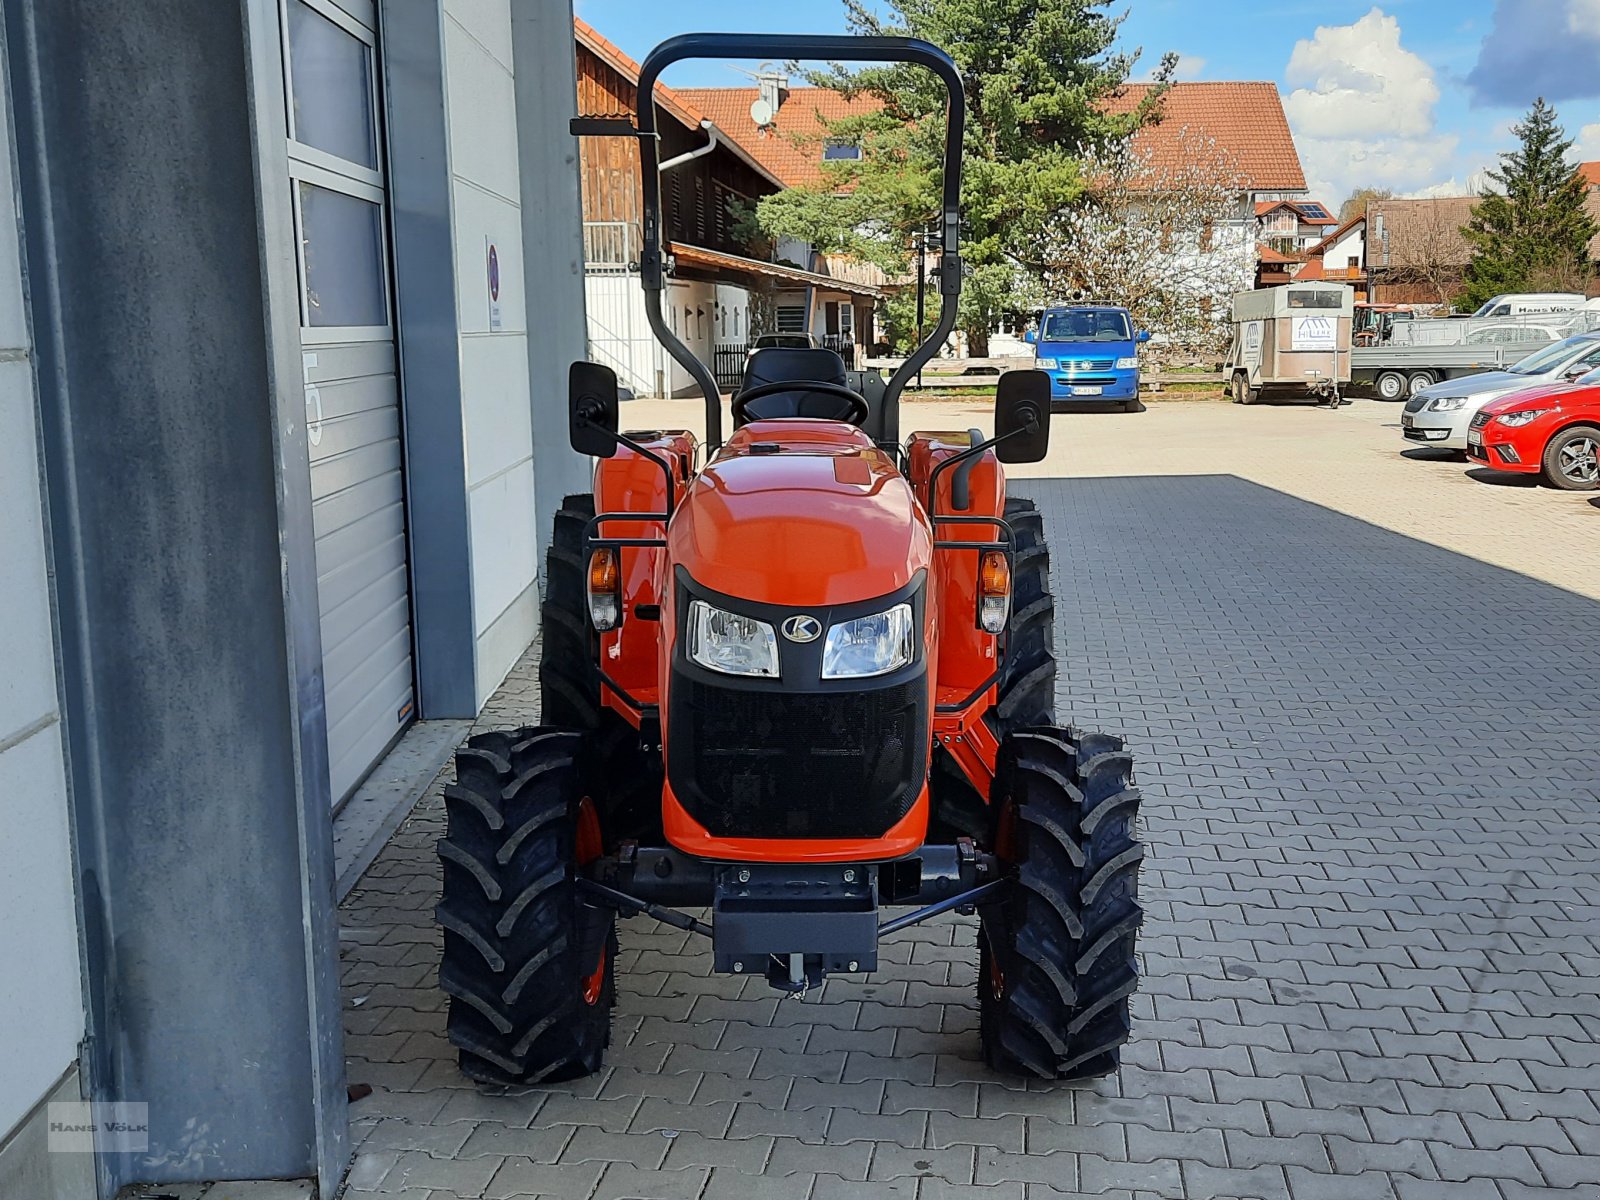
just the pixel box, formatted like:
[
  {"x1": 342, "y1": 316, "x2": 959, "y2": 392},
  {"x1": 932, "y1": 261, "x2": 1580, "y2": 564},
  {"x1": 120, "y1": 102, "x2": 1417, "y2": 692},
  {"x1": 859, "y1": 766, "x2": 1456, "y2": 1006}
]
[{"x1": 631, "y1": 33, "x2": 967, "y2": 450}]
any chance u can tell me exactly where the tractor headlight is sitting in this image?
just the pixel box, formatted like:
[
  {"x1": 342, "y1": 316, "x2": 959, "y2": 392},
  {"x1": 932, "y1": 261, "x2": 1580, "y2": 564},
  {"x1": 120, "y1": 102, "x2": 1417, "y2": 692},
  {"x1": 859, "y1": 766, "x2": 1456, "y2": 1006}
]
[
  {"x1": 1034, "y1": 357, "x2": 1057, "y2": 370},
  {"x1": 686, "y1": 600, "x2": 779, "y2": 677},
  {"x1": 1115, "y1": 356, "x2": 1138, "y2": 370},
  {"x1": 822, "y1": 603, "x2": 915, "y2": 679}
]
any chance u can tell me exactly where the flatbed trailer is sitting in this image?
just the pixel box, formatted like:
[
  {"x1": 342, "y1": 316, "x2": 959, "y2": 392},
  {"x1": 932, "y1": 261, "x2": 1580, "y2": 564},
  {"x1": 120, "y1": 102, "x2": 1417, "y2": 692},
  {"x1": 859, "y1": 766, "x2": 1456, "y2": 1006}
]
[{"x1": 1349, "y1": 341, "x2": 1558, "y2": 400}]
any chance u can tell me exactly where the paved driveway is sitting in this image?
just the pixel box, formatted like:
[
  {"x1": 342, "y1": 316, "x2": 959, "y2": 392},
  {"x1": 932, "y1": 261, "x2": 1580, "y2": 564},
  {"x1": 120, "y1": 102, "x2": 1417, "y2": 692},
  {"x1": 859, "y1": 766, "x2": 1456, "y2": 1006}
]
[{"x1": 337, "y1": 400, "x2": 1600, "y2": 1199}]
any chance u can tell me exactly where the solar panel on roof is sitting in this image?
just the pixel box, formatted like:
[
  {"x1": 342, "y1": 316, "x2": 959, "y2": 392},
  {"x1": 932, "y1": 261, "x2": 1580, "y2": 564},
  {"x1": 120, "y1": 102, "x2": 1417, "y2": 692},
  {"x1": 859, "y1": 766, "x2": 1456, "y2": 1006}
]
[{"x1": 1297, "y1": 203, "x2": 1330, "y2": 219}]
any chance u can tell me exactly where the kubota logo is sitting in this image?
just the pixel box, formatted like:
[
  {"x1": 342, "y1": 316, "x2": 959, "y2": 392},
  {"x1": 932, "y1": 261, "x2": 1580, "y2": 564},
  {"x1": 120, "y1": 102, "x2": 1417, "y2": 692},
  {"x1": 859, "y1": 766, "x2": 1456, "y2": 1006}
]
[{"x1": 781, "y1": 615, "x2": 822, "y2": 643}]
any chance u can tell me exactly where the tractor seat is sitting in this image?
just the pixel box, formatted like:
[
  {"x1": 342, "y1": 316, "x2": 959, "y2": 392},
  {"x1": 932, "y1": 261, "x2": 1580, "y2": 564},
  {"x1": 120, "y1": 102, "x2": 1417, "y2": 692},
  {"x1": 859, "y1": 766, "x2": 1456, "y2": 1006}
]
[{"x1": 735, "y1": 347, "x2": 861, "y2": 424}]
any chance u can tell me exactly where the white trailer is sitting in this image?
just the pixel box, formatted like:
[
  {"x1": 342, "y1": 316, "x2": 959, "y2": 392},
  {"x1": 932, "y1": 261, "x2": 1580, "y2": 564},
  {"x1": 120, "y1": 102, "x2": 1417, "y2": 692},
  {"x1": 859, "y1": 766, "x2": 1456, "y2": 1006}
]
[{"x1": 1224, "y1": 284, "x2": 1353, "y2": 405}]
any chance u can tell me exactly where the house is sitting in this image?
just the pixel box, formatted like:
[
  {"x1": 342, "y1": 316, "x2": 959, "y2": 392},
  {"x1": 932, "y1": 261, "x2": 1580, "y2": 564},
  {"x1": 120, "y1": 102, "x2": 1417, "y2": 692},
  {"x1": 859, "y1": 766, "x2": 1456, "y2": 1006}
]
[
  {"x1": 1365, "y1": 196, "x2": 1477, "y2": 305},
  {"x1": 1293, "y1": 213, "x2": 1369, "y2": 298},
  {"x1": 677, "y1": 79, "x2": 887, "y2": 356},
  {"x1": 1108, "y1": 82, "x2": 1312, "y2": 315},
  {"x1": 1256, "y1": 198, "x2": 1338, "y2": 252},
  {"x1": 573, "y1": 20, "x2": 882, "y2": 394}
]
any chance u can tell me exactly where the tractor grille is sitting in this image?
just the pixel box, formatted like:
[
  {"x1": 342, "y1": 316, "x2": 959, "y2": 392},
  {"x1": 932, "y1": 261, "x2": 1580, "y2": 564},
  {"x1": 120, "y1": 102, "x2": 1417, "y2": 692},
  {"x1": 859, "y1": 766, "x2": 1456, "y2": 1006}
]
[{"x1": 667, "y1": 674, "x2": 928, "y2": 840}]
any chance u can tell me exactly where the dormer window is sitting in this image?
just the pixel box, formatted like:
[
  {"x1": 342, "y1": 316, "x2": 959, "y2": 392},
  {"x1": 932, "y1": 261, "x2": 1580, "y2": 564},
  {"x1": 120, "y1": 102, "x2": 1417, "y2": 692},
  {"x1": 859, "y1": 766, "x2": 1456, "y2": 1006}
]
[{"x1": 823, "y1": 140, "x2": 862, "y2": 161}]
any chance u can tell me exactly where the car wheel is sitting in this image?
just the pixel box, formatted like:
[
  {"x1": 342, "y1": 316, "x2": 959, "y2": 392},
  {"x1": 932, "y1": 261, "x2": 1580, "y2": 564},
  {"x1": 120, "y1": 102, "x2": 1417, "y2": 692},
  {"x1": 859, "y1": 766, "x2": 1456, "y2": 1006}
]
[
  {"x1": 1407, "y1": 371, "x2": 1436, "y2": 395},
  {"x1": 1375, "y1": 371, "x2": 1407, "y2": 401},
  {"x1": 1541, "y1": 424, "x2": 1600, "y2": 490}
]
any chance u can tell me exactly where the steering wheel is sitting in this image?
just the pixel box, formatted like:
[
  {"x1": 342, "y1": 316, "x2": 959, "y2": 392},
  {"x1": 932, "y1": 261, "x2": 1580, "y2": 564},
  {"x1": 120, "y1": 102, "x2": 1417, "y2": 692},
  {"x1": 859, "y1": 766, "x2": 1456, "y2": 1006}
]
[{"x1": 732, "y1": 379, "x2": 871, "y2": 426}]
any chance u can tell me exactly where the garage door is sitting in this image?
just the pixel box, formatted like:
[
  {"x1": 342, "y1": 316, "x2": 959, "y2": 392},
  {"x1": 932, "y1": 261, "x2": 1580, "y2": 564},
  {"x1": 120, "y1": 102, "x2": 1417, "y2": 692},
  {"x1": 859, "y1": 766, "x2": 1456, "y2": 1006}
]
[{"x1": 283, "y1": 0, "x2": 415, "y2": 803}]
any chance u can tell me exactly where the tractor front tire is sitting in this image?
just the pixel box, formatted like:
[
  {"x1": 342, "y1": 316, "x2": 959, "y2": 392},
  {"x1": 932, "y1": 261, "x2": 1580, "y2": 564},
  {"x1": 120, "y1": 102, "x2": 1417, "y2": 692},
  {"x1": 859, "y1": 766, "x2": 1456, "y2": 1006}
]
[
  {"x1": 540, "y1": 494, "x2": 601, "y2": 730},
  {"x1": 981, "y1": 726, "x2": 1143, "y2": 1080},
  {"x1": 436, "y1": 727, "x2": 615, "y2": 1085}
]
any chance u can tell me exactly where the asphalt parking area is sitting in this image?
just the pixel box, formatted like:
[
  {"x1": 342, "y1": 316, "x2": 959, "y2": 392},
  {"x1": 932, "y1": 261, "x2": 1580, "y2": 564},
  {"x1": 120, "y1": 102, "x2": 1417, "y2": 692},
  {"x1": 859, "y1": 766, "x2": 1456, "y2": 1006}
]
[{"x1": 337, "y1": 399, "x2": 1600, "y2": 1200}]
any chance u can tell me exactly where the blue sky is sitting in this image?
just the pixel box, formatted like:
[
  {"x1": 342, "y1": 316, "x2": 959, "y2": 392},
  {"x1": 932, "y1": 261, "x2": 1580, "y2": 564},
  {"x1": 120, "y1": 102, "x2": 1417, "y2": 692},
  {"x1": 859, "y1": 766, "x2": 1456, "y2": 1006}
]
[{"x1": 574, "y1": 0, "x2": 1600, "y2": 206}]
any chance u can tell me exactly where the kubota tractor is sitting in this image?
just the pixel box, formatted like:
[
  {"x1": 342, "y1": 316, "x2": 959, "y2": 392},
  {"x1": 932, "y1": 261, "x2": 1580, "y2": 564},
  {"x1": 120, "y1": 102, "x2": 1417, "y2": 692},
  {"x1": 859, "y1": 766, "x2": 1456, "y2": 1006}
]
[{"x1": 435, "y1": 32, "x2": 1144, "y2": 1086}]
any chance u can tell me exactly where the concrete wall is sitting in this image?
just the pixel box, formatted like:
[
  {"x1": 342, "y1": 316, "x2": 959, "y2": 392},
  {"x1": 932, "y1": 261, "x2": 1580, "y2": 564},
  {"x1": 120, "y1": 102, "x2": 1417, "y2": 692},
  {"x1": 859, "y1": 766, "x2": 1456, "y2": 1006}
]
[
  {"x1": 441, "y1": 0, "x2": 540, "y2": 704},
  {"x1": 0, "y1": 44, "x2": 86, "y2": 1189}
]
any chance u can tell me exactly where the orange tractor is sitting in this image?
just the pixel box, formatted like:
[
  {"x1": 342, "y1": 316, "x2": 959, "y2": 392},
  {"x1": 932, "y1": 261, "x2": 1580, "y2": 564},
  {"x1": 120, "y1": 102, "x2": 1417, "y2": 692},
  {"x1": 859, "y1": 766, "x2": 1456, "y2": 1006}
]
[{"x1": 436, "y1": 33, "x2": 1144, "y2": 1085}]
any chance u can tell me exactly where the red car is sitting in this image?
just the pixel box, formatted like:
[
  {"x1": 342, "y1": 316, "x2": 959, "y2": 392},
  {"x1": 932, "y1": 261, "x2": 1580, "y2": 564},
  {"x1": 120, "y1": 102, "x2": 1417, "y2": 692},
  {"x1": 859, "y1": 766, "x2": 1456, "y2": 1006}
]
[{"x1": 1467, "y1": 380, "x2": 1600, "y2": 490}]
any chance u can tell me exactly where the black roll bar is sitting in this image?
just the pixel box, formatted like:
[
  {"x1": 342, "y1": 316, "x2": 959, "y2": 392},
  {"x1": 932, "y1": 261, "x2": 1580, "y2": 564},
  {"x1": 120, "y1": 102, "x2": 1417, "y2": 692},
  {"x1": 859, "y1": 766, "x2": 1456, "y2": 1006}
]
[{"x1": 634, "y1": 33, "x2": 966, "y2": 451}]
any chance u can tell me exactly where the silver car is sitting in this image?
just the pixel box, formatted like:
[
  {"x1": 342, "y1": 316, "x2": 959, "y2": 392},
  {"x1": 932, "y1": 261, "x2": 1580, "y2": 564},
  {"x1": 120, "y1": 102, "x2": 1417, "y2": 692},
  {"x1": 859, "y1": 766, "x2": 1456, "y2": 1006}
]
[{"x1": 1400, "y1": 333, "x2": 1600, "y2": 450}]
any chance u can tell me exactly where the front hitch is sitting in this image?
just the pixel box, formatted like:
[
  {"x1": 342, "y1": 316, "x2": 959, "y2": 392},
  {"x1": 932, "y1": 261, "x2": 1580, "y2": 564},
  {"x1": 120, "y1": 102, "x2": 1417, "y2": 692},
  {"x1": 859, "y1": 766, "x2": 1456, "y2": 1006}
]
[{"x1": 578, "y1": 841, "x2": 1009, "y2": 992}]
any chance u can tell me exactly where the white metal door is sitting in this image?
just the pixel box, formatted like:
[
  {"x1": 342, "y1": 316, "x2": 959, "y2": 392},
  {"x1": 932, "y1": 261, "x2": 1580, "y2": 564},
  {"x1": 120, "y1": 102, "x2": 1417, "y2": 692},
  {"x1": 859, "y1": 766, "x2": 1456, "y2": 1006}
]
[{"x1": 283, "y1": 0, "x2": 415, "y2": 803}]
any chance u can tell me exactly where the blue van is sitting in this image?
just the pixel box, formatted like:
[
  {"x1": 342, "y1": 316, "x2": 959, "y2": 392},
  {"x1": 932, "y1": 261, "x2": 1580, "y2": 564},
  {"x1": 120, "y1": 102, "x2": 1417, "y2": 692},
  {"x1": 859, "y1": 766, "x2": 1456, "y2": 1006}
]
[{"x1": 1029, "y1": 305, "x2": 1148, "y2": 411}]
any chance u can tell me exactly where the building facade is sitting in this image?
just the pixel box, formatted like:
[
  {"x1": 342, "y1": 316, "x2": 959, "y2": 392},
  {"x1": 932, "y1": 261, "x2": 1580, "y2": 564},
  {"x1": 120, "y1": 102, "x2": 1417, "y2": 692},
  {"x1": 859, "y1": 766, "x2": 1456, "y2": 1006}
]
[{"x1": 0, "y1": 1, "x2": 589, "y2": 1195}]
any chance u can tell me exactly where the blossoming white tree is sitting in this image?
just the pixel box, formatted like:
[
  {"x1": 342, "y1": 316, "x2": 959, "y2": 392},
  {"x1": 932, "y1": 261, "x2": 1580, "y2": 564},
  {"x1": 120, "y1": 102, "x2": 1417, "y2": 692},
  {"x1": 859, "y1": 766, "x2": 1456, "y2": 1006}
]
[{"x1": 1042, "y1": 130, "x2": 1254, "y2": 362}]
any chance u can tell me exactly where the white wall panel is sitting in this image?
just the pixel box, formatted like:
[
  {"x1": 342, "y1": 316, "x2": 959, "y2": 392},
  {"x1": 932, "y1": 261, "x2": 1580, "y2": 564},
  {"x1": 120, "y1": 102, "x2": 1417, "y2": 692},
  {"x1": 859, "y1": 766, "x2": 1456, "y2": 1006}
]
[
  {"x1": 450, "y1": 179, "x2": 527, "y2": 336},
  {"x1": 444, "y1": 0, "x2": 512, "y2": 71},
  {"x1": 460, "y1": 332, "x2": 533, "y2": 487},
  {"x1": 443, "y1": 15, "x2": 520, "y2": 204},
  {"x1": 443, "y1": 0, "x2": 541, "y2": 693},
  {"x1": 468, "y1": 459, "x2": 538, "y2": 637}
]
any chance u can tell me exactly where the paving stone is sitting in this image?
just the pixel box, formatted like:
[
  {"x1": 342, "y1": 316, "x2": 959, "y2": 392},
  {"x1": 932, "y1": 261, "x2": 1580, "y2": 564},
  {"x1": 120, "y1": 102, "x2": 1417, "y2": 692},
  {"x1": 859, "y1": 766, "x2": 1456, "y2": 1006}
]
[
  {"x1": 766, "y1": 1136, "x2": 872, "y2": 1179},
  {"x1": 700, "y1": 1166, "x2": 812, "y2": 1200},
  {"x1": 336, "y1": 419, "x2": 1600, "y2": 1200},
  {"x1": 450, "y1": 1122, "x2": 566, "y2": 1163},
  {"x1": 591, "y1": 1163, "x2": 709, "y2": 1199},
  {"x1": 660, "y1": 1130, "x2": 772, "y2": 1173}
]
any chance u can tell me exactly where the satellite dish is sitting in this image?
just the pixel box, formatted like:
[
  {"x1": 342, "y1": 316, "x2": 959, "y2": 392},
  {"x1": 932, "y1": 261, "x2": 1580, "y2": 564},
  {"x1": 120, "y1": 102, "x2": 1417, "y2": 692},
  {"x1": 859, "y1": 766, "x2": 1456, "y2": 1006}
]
[{"x1": 750, "y1": 97, "x2": 774, "y2": 127}]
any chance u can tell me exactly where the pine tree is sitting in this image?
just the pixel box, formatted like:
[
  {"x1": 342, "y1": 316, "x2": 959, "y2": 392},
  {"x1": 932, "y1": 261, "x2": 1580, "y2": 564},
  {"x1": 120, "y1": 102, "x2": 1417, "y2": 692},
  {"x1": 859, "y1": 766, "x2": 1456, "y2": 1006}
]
[
  {"x1": 1459, "y1": 98, "x2": 1597, "y2": 310},
  {"x1": 752, "y1": 0, "x2": 1172, "y2": 354}
]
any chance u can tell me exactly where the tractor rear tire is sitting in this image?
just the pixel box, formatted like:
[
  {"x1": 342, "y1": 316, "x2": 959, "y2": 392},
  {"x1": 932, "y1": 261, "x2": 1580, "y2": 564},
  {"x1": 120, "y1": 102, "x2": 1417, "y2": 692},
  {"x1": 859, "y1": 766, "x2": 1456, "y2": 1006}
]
[
  {"x1": 980, "y1": 726, "x2": 1143, "y2": 1080},
  {"x1": 540, "y1": 494, "x2": 601, "y2": 730},
  {"x1": 436, "y1": 727, "x2": 616, "y2": 1084}
]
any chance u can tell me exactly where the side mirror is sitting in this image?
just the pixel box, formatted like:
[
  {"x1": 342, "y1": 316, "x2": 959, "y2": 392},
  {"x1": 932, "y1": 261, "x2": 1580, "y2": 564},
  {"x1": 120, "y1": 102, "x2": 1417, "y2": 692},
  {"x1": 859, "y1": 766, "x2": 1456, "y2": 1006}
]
[
  {"x1": 993, "y1": 369, "x2": 1051, "y2": 463},
  {"x1": 1023, "y1": 330, "x2": 1037, "y2": 344},
  {"x1": 1136, "y1": 329, "x2": 1151, "y2": 343},
  {"x1": 569, "y1": 361, "x2": 619, "y2": 458}
]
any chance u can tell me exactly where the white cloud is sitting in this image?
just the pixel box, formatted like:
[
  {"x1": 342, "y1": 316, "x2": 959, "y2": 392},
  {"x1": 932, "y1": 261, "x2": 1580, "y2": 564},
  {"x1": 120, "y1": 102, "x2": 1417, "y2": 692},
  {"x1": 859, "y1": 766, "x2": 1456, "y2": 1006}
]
[
  {"x1": 1577, "y1": 120, "x2": 1600, "y2": 162},
  {"x1": 1569, "y1": 0, "x2": 1600, "y2": 37},
  {"x1": 1405, "y1": 171, "x2": 1492, "y2": 198},
  {"x1": 1283, "y1": 7, "x2": 1457, "y2": 204},
  {"x1": 1140, "y1": 53, "x2": 1206, "y2": 83}
]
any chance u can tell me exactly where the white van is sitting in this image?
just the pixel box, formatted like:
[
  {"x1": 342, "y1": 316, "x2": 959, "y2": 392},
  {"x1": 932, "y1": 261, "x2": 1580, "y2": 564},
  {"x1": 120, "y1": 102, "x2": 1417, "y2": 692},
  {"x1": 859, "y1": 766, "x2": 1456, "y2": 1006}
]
[{"x1": 1470, "y1": 292, "x2": 1585, "y2": 318}]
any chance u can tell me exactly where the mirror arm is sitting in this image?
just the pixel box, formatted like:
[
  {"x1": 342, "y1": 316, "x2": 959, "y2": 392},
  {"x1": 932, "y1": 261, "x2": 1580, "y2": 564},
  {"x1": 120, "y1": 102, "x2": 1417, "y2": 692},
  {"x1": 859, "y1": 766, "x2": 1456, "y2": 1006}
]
[
  {"x1": 925, "y1": 421, "x2": 1034, "y2": 518},
  {"x1": 613, "y1": 427, "x2": 678, "y2": 515},
  {"x1": 949, "y1": 426, "x2": 985, "y2": 512}
]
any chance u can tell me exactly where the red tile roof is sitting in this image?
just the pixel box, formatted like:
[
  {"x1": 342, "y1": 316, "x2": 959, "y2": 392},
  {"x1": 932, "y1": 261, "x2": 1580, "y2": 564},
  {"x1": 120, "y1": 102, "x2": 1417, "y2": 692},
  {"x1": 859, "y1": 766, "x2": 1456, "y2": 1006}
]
[
  {"x1": 675, "y1": 86, "x2": 884, "y2": 188},
  {"x1": 1256, "y1": 244, "x2": 1294, "y2": 264},
  {"x1": 1581, "y1": 161, "x2": 1600, "y2": 188},
  {"x1": 1110, "y1": 83, "x2": 1306, "y2": 192}
]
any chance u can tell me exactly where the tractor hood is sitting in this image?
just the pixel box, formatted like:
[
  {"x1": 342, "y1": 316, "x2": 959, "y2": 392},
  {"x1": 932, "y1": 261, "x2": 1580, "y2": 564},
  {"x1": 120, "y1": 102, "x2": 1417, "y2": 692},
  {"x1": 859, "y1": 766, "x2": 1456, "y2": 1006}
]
[{"x1": 668, "y1": 420, "x2": 933, "y2": 607}]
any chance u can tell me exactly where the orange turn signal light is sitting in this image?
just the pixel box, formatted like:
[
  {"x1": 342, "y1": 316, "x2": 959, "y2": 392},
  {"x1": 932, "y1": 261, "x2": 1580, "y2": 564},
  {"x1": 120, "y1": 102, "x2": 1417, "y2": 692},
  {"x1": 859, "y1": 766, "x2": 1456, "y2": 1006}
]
[
  {"x1": 979, "y1": 551, "x2": 1010, "y2": 597},
  {"x1": 587, "y1": 549, "x2": 621, "y2": 631},
  {"x1": 588, "y1": 548, "x2": 619, "y2": 593},
  {"x1": 978, "y1": 550, "x2": 1010, "y2": 635}
]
